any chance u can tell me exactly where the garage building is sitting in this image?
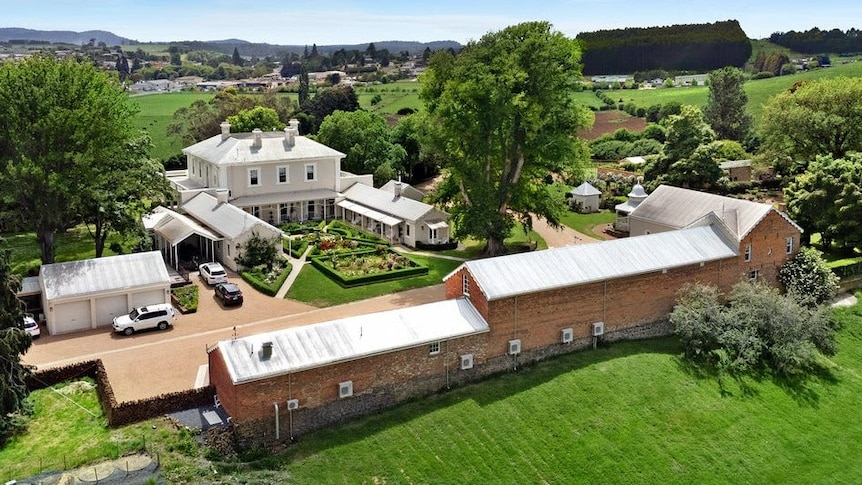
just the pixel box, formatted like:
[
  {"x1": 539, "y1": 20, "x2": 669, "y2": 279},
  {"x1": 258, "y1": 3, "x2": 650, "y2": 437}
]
[{"x1": 40, "y1": 251, "x2": 171, "y2": 335}]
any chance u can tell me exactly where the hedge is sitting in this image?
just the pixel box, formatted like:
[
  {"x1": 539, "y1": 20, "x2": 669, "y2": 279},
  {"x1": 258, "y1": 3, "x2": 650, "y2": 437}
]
[
  {"x1": 310, "y1": 250, "x2": 429, "y2": 287},
  {"x1": 26, "y1": 360, "x2": 215, "y2": 428},
  {"x1": 415, "y1": 240, "x2": 458, "y2": 251},
  {"x1": 240, "y1": 264, "x2": 292, "y2": 296}
]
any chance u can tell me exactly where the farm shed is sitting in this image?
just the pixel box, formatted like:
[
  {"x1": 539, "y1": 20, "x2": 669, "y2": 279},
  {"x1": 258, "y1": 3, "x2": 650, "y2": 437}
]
[
  {"x1": 570, "y1": 182, "x2": 602, "y2": 213},
  {"x1": 39, "y1": 251, "x2": 171, "y2": 335}
]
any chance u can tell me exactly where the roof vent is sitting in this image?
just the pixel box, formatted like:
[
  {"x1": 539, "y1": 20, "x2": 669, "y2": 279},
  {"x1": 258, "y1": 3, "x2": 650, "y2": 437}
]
[{"x1": 261, "y1": 341, "x2": 273, "y2": 359}]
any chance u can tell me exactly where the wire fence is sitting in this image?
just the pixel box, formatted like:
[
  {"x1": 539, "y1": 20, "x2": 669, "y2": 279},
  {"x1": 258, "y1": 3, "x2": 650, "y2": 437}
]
[{"x1": 2, "y1": 441, "x2": 160, "y2": 485}]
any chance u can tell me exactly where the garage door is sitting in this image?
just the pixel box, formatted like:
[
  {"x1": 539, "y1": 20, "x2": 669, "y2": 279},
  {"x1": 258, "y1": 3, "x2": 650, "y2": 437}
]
[
  {"x1": 131, "y1": 289, "x2": 167, "y2": 309},
  {"x1": 95, "y1": 295, "x2": 129, "y2": 328},
  {"x1": 53, "y1": 300, "x2": 92, "y2": 334}
]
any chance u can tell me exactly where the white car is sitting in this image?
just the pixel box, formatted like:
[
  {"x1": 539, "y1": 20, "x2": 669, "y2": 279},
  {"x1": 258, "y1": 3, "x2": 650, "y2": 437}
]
[
  {"x1": 112, "y1": 304, "x2": 176, "y2": 336},
  {"x1": 22, "y1": 314, "x2": 40, "y2": 338},
  {"x1": 199, "y1": 262, "x2": 228, "y2": 285}
]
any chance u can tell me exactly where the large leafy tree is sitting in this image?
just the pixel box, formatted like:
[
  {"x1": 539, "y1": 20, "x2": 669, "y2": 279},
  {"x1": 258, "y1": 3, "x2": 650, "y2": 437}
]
[
  {"x1": 643, "y1": 105, "x2": 714, "y2": 187},
  {"x1": 760, "y1": 77, "x2": 862, "y2": 174},
  {"x1": 703, "y1": 67, "x2": 752, "y2": 141},
  {"x1": 315, "y1": 110, "x2": 406, "y2": 186},
  {"x1": 0, "y1": 244, "x2": 33, "y2": 442},
  {"x1": 0, "y1": 55, "x2": 148, "y2": 264},
  {"x1": 420, "y1": 21, "x2": 592, "y2": 255},
  {"x1": 300, "y1": 86, "x2": 360, "y2": 134},
  {"x1": 226, "y1": 106, "x2": 286, "y2": 132},
  {"x1": 784, "y1": 153, "x2": 862, "y2": 251}
]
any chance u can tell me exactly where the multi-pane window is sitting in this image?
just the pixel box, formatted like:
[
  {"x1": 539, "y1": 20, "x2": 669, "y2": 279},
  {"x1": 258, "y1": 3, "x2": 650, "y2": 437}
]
[
  {"x1": 748, "y1": 270, "x2": 759, "y2": 281},
  {"x1": 248, "y1": 168, "x2": 260, "y2": 186},
  {"x1": 429, "y1": 342, "x2": 440, "y2": 355},
  {"x1": 786, "y1": 236, "x2": 793, "y2": 254},
  {"x1": 462, "y1": 273, "x2": 470, "y2": 296},
  {"x1": 250, "y1": 206, "x2": 260, "y2": 218},
  {"x1": 744, "y1": 243, "x2": 752, "y2": 262},
  {"x1": 277, "y1": 166, "x2": 289, "y2": 184},
  {"x1": 279, "y1": 203, "x2": 289, "y2": 222},
  {"x1": 305, "y1": 163, "x2": 317, "y2": 181}
]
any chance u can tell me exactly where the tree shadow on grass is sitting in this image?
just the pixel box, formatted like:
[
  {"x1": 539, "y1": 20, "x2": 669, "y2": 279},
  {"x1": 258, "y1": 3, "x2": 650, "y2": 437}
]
[{"x1": 673, "y1": 354, "x2": 840, "y2": 407}]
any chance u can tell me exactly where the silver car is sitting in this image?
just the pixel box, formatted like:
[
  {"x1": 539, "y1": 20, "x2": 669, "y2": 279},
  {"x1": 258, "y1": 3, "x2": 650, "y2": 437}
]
[{"x1": 112, "y1": 304, "x2": 176, "y2": 336}]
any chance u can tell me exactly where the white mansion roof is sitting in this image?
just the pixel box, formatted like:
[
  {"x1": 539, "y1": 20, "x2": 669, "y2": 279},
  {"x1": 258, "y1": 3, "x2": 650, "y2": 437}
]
[
  {"x1": 341, "y1": 182, "x2": 442, "y2": 223},
  {"x1": 40, "y1": 251, "x2": 169, "y2": 302},
  {"x1": 630, "y1": 185, "x2": 790, "y2": 240},
  {"x1": 183, "y1": 131, "x2": 345, "y2": 166},
  {"x1": 182, "y1": 192, "x2": 282, "y2": 240},
  {"x1": 445, "y1": 224, "x2": 738, "y2": 301},
  {"x1": 217, "y1": 297, "x2": 489, "y2": 384}
]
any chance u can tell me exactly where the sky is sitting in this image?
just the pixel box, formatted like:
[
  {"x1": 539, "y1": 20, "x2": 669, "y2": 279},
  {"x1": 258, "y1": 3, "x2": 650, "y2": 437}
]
[{"x1": 3, "y1": 0, "x2": 861, "y2": 46}]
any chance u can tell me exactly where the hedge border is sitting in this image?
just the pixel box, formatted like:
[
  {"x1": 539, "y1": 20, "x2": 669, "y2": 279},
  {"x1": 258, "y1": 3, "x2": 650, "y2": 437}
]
[
  {"x1": 26, "y1": 360, "x2": 215, "y2": 428},
  {"x1": 240, "y1": 263, "x2": 292, "y2": 296},
  {"x1": 310, "y1": 250, "x2": 428, "y2": 287}
]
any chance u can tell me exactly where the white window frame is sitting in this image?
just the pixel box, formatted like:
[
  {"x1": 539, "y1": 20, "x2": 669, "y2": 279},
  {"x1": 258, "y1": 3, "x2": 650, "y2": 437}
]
[
  {"x1": 744, "y1": 243, "x2": 752, "y2": 262},
  {"x1": 786, "y1": 236, "x2": 793, "y2": 254},
  {"x1": 748, "y1": 270, "x2": 759, "y2": 281},
  {"x1": 429, "y1": 341, "x2": 440, "y2": 355},
  {"x1": 462, "y1": 273, "x2": 470, "y2": 296},
  {"x1": 248, "y1": 167, "x2": 261, "y2": 187},
  {"x1": 250, "y1": 206, "x2": 260, "y2": 218},
  {"x1": 277, "y1": 165, "x2": 289, "y2": 184},
  {"x1": 304, "y1": 163, "x2": 317, "y2": 182}
]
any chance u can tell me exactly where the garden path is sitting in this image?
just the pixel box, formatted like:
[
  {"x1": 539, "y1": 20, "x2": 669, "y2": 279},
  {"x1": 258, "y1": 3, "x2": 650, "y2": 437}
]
[{"x1": 275, "y1": 244, "x2": 313, "y2": 299}]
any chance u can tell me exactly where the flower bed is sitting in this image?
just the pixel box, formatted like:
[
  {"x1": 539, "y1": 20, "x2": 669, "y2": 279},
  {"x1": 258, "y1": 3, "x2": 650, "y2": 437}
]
[
  {"x1": 170, "y1": 285, "x2": 198, "y2": 313},
  {"x1": 311, "y1": 249, "x2": 428, "y2": 287},
  {"x1": 240, "y1": 260, "x2": 292, "y2": 296}
]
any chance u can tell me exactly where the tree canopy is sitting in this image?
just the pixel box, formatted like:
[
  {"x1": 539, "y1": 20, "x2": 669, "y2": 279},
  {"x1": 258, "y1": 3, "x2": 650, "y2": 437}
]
[
  {"x1": 0, "y1": 55, "x2": 161, "y2": 264},
  {"x1": 577, "y1": 20, "x2": 750, "y2": 75},
  {"x1": 759, "y1": 77, "x2": 862, "y2": 173},
  {"x1": 0, "y1": 244, "x2": 33, "y2": 443},
  {"x1": 300, "y1": 86, "x2": 360, "y2": 134},
  {"x1": 421, "y1": 21, "x2": 592, "y2": 255},
  {"x1": 315, "y1": 110, "x2": 406, "y2": 186},
  {"x1": 704, "y1": 67, "x2": 752, "y2": 142},
  {"x1": 226, "y1": 106, "x2": 286, "y2": 132}
]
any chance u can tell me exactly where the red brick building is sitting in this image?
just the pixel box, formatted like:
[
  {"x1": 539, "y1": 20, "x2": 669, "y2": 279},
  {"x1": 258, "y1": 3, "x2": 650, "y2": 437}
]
[{"x1": 208, "y1": 186, "x2": 802, "y2": 446}]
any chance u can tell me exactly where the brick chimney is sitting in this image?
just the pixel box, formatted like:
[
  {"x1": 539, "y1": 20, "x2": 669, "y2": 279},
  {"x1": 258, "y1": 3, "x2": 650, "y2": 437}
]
[{"x1": 220, "y1": 122, "x2": 231, "y2": 141}]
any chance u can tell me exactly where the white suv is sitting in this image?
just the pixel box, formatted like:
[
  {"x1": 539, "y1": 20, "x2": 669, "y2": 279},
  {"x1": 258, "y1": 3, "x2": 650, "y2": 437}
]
[
  {"x1": 112, "y1": 304, "x2": 176, "y2": 336},
  {"x1": 199, "y1": 262, "x2": 228, "y2": 285}
]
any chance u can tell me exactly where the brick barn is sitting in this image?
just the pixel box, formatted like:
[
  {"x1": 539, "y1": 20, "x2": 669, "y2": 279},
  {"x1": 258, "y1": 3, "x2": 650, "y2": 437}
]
[{"x1": 207, "y1": 185, "x2": 802, "y2": 445}]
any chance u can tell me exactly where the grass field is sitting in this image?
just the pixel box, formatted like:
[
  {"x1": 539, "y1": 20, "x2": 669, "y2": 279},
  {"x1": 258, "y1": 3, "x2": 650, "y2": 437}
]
[
  {"x1": 131, "y1": 91, "x2": 214, "y2": 161},
  {"x1": 5, "y1": 297, "x2": 860, "y2": 483},
  {"x1": 4, "y1": 226, "x2": 127, "y2": 276}
]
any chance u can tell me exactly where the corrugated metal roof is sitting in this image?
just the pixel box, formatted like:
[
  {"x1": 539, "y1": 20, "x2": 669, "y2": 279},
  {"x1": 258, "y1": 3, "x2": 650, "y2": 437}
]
[
  {"x1": 182, "y1": 192, "x2": 282, "y2": 240},
  {"x1": 629, "y1": 185, "x2": 773, "y2": 240},
  {"x1": 182, "y1": 131, "x2": 345, "y2": 166},
  {"x1": 719, "y1": 159, "x2": 752, "y2": 169},
  {"x1": 342, "y1": 183, "x2": 441, "y2": 222},
  {"x1": 218, "y1": 297, "x2": 489, "y2": 384},
  {"x1": 41, "y1": 251, "x2": 169, "y2": 302},
  {"x1": 17, "y1": 276, "x2": 41, "y2": 297},
  {"x1": 337, "y1": 200, "x2": 403, "y2": 227},
  {"x1": 571, "y1": 182, "x2": 601, "y2": 197},
  {"x1": 379, "y1": 180, "x2": 426, "y2": 201},
  {"x1": 447, "y1": 224, "x2": 738, "y2": 301}
]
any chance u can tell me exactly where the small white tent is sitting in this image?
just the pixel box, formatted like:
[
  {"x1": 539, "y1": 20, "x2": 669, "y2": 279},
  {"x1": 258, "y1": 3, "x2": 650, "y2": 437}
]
[{"x1": 570, "y1": 182, "x2": 602, "y2": 213}]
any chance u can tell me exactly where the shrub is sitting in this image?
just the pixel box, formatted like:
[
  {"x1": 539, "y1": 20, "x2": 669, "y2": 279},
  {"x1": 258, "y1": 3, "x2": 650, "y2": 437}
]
[
  {"x1": 235, "y1": 232, "x2": 279, "y2": 271},
  {"x1": 240, "y1": 260, "x2": 292, "y2": 296},
  {"x1": 778, "y1": 246, "x2": 840, "y2": 307},
  {"x1": 670, "y1": 281, "x2": 838, "y2": 376},
  {"x1": 752, "y1": 71, "x2": 774, "y2": 80},
  {"x1": 171, "y1": 285, "x2": 198, "y2": 313}
]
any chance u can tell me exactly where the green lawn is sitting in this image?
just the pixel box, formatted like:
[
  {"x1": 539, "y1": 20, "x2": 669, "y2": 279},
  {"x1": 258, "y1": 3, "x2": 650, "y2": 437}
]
[
  {"x1": 559, "y1": 210, "x2": 617, "y2": 239},
  {"x1": 131, "y1": 91, "x2": 214, "y2": 161},
  {"x1": 4, "y1": 226, "x2": 128, "y2": 276},
  {"x1": 286, "y1": 253, "x2": 462, "y2": 306},
  {"x1": 439, "y1": 223, "x2": 548, "y2": 260}
]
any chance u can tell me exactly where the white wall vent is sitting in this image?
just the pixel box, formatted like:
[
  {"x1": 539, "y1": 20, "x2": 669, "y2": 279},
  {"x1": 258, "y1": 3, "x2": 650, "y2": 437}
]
[
  {"x1": 508, "y1": 339, "x2": 522, "y2": 355},
  {"x1": 592, "y1": 322, "x2": 605, "y2": 337},
  {"x1": 460, "y1": 354, "x2": 474, "y2": 370},
  {"x1": 561, "y1": 328, "x2": 574, "y2": 344},
  {"x1": 338, "y1": 381, "x2": 353, "y2": 399},
  {"x1": 286, "y1": 399, "x2": 299, "y2": 410}
]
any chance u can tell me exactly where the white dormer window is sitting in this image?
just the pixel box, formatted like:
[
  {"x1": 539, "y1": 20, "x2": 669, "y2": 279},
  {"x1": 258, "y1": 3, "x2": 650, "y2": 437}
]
[
  {"x1": 305, "y1": 163, "x2": 317, "y2": 182},
  {"x1": 248, "y1": 168, "x2": 260, "y2": 187},
  {"x1": 277, "y1": 166, "x2": 289, "y2": 184},
  {"x1": 744, "y1": 243, "x2": 752, "y2": 262}
]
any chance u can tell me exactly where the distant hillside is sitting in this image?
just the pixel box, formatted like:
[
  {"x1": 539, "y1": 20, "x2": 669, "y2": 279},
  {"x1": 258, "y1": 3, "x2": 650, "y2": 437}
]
[
  {"x1": 167, "y1": 39, "x2": 461, "y2": 57},
  {"x1": 0, "y1": 27, "x2": 134, "y2": 45},
  {"x1": 577, "y1": 20, "x2": 751, "y2": 75}
]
